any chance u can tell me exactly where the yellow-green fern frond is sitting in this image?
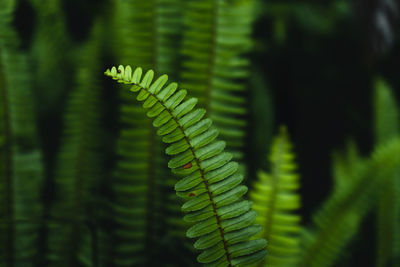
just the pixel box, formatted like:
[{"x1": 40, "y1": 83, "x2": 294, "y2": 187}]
[
  {"x1": 105, "y1": 65, "x2": 267, "y2": 267},
  {"x1": 250, "y1": 126, "x2": 301, "y2": 267},
  {"x1": 373, "y1": 77, "x2": 400, "y2": 267},
  {"x1": 299, "y1": 138, "x2": 400, "y2": 267}
]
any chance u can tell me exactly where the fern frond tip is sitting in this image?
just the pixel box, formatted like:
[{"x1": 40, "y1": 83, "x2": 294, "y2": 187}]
[{"x1": 105, "y1": 65, "x2": 158, "y2": 85}]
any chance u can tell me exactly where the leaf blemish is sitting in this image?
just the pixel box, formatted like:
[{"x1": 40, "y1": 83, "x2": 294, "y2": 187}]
[{"x1": 183, "y1": 162, "x2": 192, "y2": 169}]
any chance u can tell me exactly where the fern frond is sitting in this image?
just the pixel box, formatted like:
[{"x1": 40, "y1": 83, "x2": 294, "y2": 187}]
[
  {"x1": 43, "y1": 19, "x2": 104, "y2": 266},
  {"x1": 29, "y1": 0, "x2": 72, "y2": 116},
  {"x1": 180, "y1": 0, "x2": 255, "y2": 166},
  {"x1": 28, "y1": 5, "x2": 73, "y2": 261},
  {"x1": 298, "y1": 138, "x2": 400, "y2": 267},
  {"x1": 0, "y1": 1, "x2": 45, "y2": 265},
  {"x1": 331, "y1": 140, "x2": 361, "y2": 192},
  {"x1": 250, "y1": 126, "x2": 301, "y2": 267},
  {"x1": 114, "y1": 0, "x2": 183, "y2": 75},
  {"x1": 108, "y1": 1, "x2": 190, "y2": 265},
  {"x1": 105, "y1": 65, "x2": 267, "y2": 267},
  {"x1": 374, "y1": 78, "x2": 399, "y2": 143},
  {"x1": 373, "y1": 78, "x2": 400, "y2": 267}
]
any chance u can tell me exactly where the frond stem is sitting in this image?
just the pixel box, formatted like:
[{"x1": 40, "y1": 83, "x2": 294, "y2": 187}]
[{"x1": 263, "y1": 136, "x2": 285, "y2": 239}]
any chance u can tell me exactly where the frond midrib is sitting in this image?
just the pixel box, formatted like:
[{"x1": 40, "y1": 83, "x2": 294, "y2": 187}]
[{"x1": 262, "y1": 135, "x2": 285, "y2": 241}]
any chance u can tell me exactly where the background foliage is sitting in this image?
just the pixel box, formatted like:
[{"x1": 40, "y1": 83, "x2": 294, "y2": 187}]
[{"x1": 0, "y1": 0, "x2": 400, "y2": 266}]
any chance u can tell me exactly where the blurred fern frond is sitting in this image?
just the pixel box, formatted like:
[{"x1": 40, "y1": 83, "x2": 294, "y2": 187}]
[
  {"x1": 105, "y1": 65, "x2": 267, "y2": 267},
  {"x1": 331, "y1": 140, "x2": 361, "y2": 193},
  {"x1": 250, "y1": 126, "x2": 301, "y2": 267},
  {"x1": 43, "y1": 18, "x2": 104, "y2": 267},
  {"x1": 0, "y1": 1, "x2": 45, "y2": 265},
  {"x1": 107, "y1": 1, "x2": 190, "y2": 265},
  {"x1": 28, "y1": 0, "x2": 73, "y2": 170},
  {"x1": 180, "y1": 0, "x2": 255, "y2": 167},
  {"x1": 299, "y1": 137, "x2": 400, "y2": 267},
  {"x1": 373, "y1": 78, "x2": 400, "y2": 267}
]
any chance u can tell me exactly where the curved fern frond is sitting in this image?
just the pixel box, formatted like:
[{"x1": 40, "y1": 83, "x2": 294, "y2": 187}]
[
  {"x1": 105, "y1": 65, "x2": 267, "y2": 267},
  {"x1": 180, "y1": 0, "x2": 255, "y2": 166},
  {"x1": 298, "y1": 138, "x2": 400, "y2": 267},
  {"x1": 373, "y1": 78, "x2": 400, "y2": 267},
  {"x1": 250, "y1": 126, "x2": 301, "y2": 267}
]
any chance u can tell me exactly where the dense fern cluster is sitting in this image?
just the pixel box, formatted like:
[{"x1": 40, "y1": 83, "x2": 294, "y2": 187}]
[
  {"x1": 0, "y1": 1, "x2": 44, "y2": 265},
  {"x1": 1, "y1": 0, "x2": 400, "y2": 267}
]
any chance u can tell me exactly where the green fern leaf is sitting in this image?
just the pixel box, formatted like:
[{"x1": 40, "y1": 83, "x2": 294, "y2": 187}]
[
  {"x1": 331, "y1": 140, "x2": 361, "y2": 193},
  {"x1": 298, "y1": 138, "x2": 400, "y2": 267},
  {"x1": 0, "y1": 1, "x2": 45, "y2": 264},
  {"x1": 180, "y1": 0, "x2": 255, "y2": 167},
  {"x1": 105, "y1": 65, "x2": 267, "y2": 267},
  {"x1": 250, "y1": 126, "x2": 301, "y2": 267},
  {"x1": 43, "y1": 19, "x2": 105, "y2": 267},
  {"x1": 373, "y1": 78, "x2": 400, "y2": 267},
  {"x1": 29, "y1": 0, "x2": 72, "y2": 116}
]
